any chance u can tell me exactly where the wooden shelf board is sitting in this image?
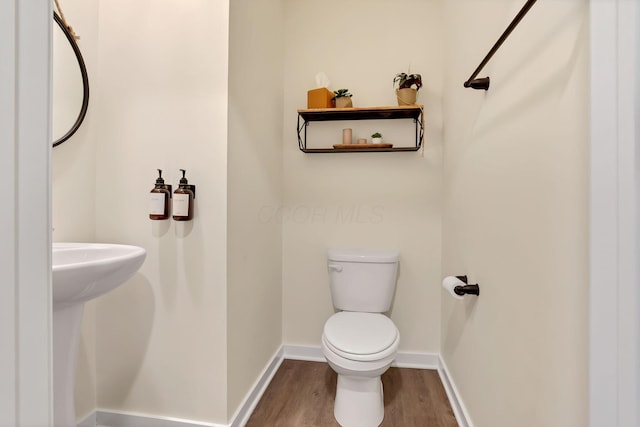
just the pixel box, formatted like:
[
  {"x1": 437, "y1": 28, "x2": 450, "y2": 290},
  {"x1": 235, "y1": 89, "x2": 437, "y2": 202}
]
[
  {"x1": 298, "y1": 105, "x2": 423, "y2": 122},
  {"x1": 301, "y1": 146, "x2": 420, "y2": 153}
]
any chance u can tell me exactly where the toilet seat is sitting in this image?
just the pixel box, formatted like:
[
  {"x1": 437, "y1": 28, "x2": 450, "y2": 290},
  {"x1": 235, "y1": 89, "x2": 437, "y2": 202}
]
[{"x1": 323, "y1": 312, "x2": 399, "y2": 362}]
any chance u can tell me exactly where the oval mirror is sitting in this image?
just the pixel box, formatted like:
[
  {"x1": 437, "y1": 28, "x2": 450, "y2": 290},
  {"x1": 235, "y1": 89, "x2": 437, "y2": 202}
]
[{"x1": 52, "y1": 12, "x2": 89, "y2": 147}]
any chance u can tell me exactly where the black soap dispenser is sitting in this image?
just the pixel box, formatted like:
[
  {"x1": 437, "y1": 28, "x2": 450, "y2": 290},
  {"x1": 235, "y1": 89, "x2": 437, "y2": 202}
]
[
  {"x1": 149, "y1": 169, "x2": 171, "y2": 220},
  {"x1": 173, "y1": 169, "x2": 195, "y2": 221}
]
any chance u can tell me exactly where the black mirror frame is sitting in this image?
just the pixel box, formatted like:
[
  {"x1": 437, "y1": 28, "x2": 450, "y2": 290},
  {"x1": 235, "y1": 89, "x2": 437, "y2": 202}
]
[{"x1": 53, "y1": 11, "x2": 89, "y2": 148}]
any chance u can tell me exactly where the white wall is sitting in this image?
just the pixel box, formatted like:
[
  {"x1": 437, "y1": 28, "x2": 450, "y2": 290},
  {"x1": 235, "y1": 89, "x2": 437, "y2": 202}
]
[
  {"x1": 50, "y1": 0, "x2": 100, "y2": 419},
  {"x1": 227, "y1": 0, "x2": 284, "y2": 416},
  {"x1": 52, "y1": 0, "x2": 97, "y2": 244},
  {"x1": 282, "y1": 0, "x2": 445, "y2": 353},
  {"x1": 93, "y1": 0, "x2": 230, "y2": 423},
  {"x1": 441, "y1": 1, "x2": 589, "y2": 426},
  {"x1": 55, "y1": 0, "x2": 285, "y2": 423}
]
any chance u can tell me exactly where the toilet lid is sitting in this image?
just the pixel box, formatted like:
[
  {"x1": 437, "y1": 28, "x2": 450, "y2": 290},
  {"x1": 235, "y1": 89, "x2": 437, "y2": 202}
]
[{"x1": 323, "y1": 312, "x2": 398, "y2": 355}]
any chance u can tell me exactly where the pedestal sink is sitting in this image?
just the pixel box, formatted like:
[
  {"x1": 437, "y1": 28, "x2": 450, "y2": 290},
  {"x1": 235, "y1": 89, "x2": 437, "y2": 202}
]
[{"x1": 52, "y1": 243, "x2": 146, "y2": 427}]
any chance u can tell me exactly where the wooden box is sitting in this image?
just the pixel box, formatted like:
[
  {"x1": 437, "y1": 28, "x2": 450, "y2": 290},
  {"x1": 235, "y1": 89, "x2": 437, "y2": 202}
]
[{"x1": 307, "y1": 88, "x2": 335, "y2": 109}]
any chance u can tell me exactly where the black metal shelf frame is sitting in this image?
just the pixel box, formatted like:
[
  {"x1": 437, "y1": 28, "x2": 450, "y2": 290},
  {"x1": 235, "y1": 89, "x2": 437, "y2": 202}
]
[{"x1": 296, "y1": 106, "x2": 424, "y2": 153}]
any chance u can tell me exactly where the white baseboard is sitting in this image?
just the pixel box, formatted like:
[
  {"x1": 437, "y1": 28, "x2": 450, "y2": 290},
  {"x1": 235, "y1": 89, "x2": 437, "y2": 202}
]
[
  {"x1": 393, "y1": 351, "x2": 439, "y2": 369},
  {"x1": 230, "y1": 346, "x2": 284, "y2": 427},
  {"x1": 438, "y1": 355, "x2": 473, "y2": 427},
  {"x1": 282, "y1": 344, "x2": 325, "y2": 362},
  {"x1": 94, "y1": 410, "x2": 226, "y2": 427},
  {"x1": 77, "y1": 411, "x2": 96, "y2": 427},
  {"x1": 283, "y1": 344, "x2": 439, "y2": 370}
]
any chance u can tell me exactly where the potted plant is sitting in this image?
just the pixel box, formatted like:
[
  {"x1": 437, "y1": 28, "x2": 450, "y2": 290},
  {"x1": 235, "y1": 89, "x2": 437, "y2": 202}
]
[
  {"x1": 333, "y1": 88, "x2": 353, "y2": 108},
  {"x1": 371, "y1": 132, "x2": 382, "y2": 144},
  {"x1": 393, "y1": 72, "x2": 422, "y2": 105}
]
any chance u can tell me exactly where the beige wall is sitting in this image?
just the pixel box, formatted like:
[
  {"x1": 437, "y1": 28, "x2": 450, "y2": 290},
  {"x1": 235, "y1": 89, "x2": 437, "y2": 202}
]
[
  {"x1": 441, "y1": 1, "x2": 589, "y2": 426},
  {"x1": 93, "y1": 0, "x2": 230, "y2": 423},
  {"x1": 56, "y1": 0, "x2": 285, "y2": 423},
  {"x1": 227, "y1": 0, "x2": 284, "y2": 416},
  {"x1": 52, "y1": 0, "x2": 97, "y2": 245},
  {"x1": 282, "y1": 0, "x2": 445, "y2": 352},
  {"x1": 51, "y1": 0, "x2": 98, "y2": 419}
]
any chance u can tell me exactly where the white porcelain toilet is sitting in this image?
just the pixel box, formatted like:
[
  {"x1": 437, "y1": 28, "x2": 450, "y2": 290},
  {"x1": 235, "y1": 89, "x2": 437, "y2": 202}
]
[{"x1": 321, "y1": 248, "x2": 400, "y2": 427}]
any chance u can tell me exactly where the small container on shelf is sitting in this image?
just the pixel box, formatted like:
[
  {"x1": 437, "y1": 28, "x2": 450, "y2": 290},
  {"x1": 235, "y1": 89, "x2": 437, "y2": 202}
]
[{"x1": 342, "y1": 128, "x2": 353, "y2": 145}]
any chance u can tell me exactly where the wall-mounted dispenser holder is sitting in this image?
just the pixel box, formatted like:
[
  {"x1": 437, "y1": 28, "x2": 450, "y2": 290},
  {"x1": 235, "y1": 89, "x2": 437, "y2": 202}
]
[
  {"x1": 173, "y1": 169, "x2": 196, "y2": 221},
  {"x1": 442, "y1": 275, "x2": 480, "y2": 299},
  {"x1": 149, "y1": 169, "x2": 172, "y2": 220}
]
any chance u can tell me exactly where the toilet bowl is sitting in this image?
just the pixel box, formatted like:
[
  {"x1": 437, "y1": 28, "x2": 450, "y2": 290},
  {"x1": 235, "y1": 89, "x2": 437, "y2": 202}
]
[
  {"x1": 321, "y1": 311, "x2": 399, "y2": 427},
  {"x1": 323, "y1": 248, "x2": 400, "y2": 427}
]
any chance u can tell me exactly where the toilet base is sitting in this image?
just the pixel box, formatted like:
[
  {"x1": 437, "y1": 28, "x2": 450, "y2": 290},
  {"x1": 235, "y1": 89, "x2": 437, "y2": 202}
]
[{"x1": 334, "y1": 374, "x2": 384, "y2": 427}]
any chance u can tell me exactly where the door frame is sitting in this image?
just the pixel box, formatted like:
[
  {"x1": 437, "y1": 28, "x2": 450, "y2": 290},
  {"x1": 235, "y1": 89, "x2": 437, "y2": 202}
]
[
  {"x1": 589, "y1": 0, "x2": 639, "y2": 425},
  {"x1": 0, "y1": 0, "x2": 53, "y2": 425}
]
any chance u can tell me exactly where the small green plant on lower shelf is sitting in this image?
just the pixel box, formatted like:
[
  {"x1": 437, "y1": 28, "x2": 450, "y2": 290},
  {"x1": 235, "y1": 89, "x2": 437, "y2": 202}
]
[{"x1": 371, "y1": 132, "x2": 382, "y2": 138}]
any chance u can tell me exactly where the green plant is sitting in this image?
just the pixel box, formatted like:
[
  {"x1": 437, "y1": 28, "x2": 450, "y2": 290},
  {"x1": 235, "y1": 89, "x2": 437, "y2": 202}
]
[
  {"x1": 371, "y1": 132, "x2": 382, "y2": 138},
  {"x1": 333, "y1": 88, "x2": 352, "y2": 99},
  {"x1": 393, "y1": 73, "x2": 423, "y2": 90}
]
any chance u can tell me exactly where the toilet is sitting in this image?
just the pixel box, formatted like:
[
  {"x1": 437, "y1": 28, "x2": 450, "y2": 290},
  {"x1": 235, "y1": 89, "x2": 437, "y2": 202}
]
[{"x1": 321, "y1": 248, "x2": 400, "y2": 427}]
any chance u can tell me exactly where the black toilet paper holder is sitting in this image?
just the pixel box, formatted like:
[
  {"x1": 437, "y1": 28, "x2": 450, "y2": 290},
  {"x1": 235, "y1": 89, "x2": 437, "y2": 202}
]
[{"x1": 454, "y1": 275, "x2": 480, "y2": 297}]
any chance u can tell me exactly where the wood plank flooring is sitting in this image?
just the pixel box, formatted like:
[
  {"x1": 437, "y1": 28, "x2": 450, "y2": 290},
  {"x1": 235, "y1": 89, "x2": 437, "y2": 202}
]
[{"x1": 246, "y1": 359, "x2": 458, "y2": 427}]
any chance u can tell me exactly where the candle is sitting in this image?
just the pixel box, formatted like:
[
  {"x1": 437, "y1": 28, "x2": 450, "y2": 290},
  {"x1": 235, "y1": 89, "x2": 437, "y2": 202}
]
[{"x1": 342, "y1": 128, "x2": 352, "y2": 145}]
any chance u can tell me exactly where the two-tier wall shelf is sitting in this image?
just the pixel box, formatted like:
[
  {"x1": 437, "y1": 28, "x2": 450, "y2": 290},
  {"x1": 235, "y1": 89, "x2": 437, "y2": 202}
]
[{"x1": 296, "y1": 105, "x2": 424, "y2": 153}]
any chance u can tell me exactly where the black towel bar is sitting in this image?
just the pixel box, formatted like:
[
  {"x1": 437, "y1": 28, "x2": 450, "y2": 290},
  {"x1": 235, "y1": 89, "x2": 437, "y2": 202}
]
[{"x1": 464, "y1": 0, "x2": 538, "y2": 90}]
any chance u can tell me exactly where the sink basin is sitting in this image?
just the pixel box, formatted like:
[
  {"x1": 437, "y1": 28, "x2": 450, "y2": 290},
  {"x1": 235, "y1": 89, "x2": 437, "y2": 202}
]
[
  {"x1": 52, "y1": 242, "x2": 146, "y2": 427},
  {"x1": 52, "y1": 242, "x2": 146, "y2": 309}
]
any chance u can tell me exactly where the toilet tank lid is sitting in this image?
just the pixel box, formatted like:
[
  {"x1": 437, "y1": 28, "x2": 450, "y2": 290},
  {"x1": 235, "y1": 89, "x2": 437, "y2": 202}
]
[{"x1": 327, "y1": 248, "x2": 399, "y2": 263}]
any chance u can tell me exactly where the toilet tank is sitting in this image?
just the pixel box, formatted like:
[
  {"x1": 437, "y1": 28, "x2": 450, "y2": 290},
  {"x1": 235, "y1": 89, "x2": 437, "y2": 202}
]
[{"x1": 327, "y1": 248, "x2": 399, "y2": 313}]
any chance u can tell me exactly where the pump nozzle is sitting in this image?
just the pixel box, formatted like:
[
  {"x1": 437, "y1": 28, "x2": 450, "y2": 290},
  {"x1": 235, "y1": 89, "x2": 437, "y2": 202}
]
[
  {"x1": 176, "y1": 169, "x2": 195, "y2": 198},
  {"x1": 155, "y1": 169, "x2": 165, "y2": 184}
]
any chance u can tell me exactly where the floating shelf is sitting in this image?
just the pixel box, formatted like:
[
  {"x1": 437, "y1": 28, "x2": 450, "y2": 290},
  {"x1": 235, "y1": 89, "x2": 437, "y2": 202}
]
[{"x1": 297, "y1": 105, "x2": 424, "y2": 153}]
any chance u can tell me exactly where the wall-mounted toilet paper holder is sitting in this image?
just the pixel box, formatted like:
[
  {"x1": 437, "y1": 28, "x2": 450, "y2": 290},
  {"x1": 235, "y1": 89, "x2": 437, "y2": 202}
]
[{"x1": 454, "y1": 275, "x2": 480, "y2": 296}]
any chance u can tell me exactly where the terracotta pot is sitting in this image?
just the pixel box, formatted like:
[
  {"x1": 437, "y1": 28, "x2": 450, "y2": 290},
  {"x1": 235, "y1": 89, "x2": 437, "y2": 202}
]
[
  {"x1": 335, "y1": 97, "x2": 353, "y2": 108},
  {"x1": 396, "y1": 88, "x2": 417, "y2": 105}
]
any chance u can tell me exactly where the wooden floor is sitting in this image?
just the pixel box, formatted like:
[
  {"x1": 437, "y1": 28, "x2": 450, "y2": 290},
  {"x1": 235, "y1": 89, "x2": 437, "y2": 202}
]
[{"x1": 246, "y1": 359, "x2": 458, "y2": 427}]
